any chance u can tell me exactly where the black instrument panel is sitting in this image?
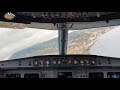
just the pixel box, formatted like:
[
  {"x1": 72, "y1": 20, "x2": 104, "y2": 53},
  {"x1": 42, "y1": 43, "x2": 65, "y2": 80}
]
[
  {"x1": 0, "y1": 12, "x2": 119, "y2": 23},
  {"x1": 1, "y1": 55, "x2": 120, "y2": 78},
  {"x1": 33, "y1": 55, "x2": 96, "y2": 67},
  {"x1": 32, "y1": 55, "x2": 120, "y2": 68},
  {"x1": 0, "y1": 55, "x2": 120, "y2": 69}
]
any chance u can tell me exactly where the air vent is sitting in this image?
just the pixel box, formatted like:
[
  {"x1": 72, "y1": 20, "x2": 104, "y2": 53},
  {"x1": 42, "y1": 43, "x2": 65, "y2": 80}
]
[
  {"x1": 29, "y1": 61, "x2": 32, "y2": 66},
  {"x1": 108, "y1": 59, "x2": 111, "y2": 64},
  {"x1": 19, "y1": 61, "x2": 21, "y2": 66}
]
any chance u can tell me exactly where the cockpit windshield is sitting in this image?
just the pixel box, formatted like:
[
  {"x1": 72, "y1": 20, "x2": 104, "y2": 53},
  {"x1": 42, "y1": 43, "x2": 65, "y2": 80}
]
[
  {"x1": 0, "y1": 21, "x2": 120, "y2": 60},
  {"x1": 67, "y1": 26, "x2": 117, "y2": 57},
  {"x1": 0, "y1": 26, "x2": 58, "y2": 60}
]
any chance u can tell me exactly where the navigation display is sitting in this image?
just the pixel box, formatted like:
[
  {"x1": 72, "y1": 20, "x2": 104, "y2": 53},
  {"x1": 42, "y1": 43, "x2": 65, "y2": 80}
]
[
  {"x1": 107, "y1": 72, "x2": 120, "y2": 78},
  {"x1": 89, "y1": 72, "x2": 103, "y2": 78}
]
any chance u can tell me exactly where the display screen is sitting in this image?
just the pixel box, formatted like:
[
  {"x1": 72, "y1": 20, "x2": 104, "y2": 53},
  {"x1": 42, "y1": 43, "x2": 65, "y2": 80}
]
[
  {"x1": 24, "y1": 73, "x2": 39, "y2": 78},
  {"x1": 57, "y1": 72, "x2": 72, "y2": 78},
  {"x1": 107, "y1": 72, "x2": 120, "y2": 78},
  {"x1": 6, "y1": 74, "x2": 21, "y2": 78},
  {"x1": 89, "y1": 72, "x2": 103, "y2": 78}
]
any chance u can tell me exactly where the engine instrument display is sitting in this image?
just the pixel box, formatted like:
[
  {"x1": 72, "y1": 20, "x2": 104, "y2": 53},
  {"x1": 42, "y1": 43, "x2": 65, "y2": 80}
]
[{"x1": 89, "y1": 72, "x2": 104, "y2": 78}]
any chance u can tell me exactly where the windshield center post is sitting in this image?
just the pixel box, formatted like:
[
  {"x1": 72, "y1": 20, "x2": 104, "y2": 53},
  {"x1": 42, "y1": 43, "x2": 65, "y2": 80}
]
[{"x1": 58, "y1": 23, "x2": 68, "y2": 55}]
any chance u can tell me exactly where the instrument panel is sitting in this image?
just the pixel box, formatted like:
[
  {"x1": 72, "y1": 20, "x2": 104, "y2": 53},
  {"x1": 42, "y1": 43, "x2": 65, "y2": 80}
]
[
  {"x1": 2, "y1": 69, "x2": 120, "y2": 78},
  {"x1": 0, "y1": 55, "x2": 120, "y2": 78},
  {"x1": 0, "y1": 55, "x2": 120, "y2": 68},
  {"x1": 33, "y1": 55, "x2": 96, "y2": 67},
  {"x1": 0, "y1": 12, "x2": 119, "y2": 23}
]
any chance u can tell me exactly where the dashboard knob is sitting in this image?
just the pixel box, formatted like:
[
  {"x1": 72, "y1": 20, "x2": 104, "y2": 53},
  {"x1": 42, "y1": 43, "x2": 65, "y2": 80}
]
[
  {"x1": 40, "y1": 61, "x2": 43, "y2": 65},
  {"x1": 74, "y1": 60, "x2": 78, "y2": 64},
  {"x1": 80, "y1": 60, "x2": 84, "y2": 64},
  {"x1": 92, "y1": 61, "x2": 95, "y2": 64},
  {"x1": 85, "y1": 60, "x2": 89, "y2": 64},
  {"x1": 35, "y1": 61, "x2": 38, "y2": 65},
  {"x1": 85, "y1": 60, "x2": 90, "y2": 66},
  {"x1": 46, "y1": 61, "x2": 49, "y2": 65},
  {"x1": 68, "y1": 60, "x2": 72, "y2": 64},
  {"x1": 80, "y1": 60, "x2": 84, "y2": 66},
  {"x1": 58, "y1": 61, "x2": 61, "y2": 64},
  {"x1": 53, "y1": 61, "x2": 56, "y2": 64}
]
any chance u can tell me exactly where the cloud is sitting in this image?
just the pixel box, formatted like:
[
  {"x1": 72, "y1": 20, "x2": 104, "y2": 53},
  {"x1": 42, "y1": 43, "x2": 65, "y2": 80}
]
[
  {"x1": 90, "y1": 26, "x2": 120, "y2": 58},
  {"x1": 0, "y1": 28, "x2": 58, "y2": 60}
]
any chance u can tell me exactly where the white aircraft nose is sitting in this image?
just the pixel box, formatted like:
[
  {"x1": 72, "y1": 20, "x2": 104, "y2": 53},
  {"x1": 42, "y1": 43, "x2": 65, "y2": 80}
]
[{"x1": 90, "y1": 26, "x2": 120, "y2": 58}]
